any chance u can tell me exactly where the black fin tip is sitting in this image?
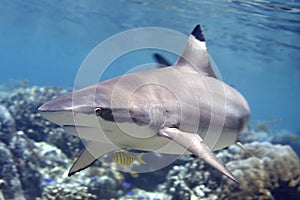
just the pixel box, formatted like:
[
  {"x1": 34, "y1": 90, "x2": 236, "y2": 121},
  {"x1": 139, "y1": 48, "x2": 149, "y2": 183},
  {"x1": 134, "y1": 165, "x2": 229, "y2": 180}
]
[{"x1": 191, "y1": 24, "x2": 205, "y2": 42}]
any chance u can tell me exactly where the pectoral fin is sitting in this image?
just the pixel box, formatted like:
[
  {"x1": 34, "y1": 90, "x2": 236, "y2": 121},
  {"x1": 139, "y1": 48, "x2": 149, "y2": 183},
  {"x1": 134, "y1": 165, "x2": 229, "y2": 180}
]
[
  {"x1": 68, "y1": 141, "x2": 119, "y2": 176},
  {"x1": 159, "y1": 127, "x2": 238, "y2": 183}
]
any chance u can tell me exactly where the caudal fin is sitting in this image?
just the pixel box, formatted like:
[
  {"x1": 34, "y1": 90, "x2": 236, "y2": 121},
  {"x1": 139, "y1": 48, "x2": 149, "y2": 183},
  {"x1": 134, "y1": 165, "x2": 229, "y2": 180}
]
[{"x1": 135, "y1": 153, "x2": 146, "y2": 164}]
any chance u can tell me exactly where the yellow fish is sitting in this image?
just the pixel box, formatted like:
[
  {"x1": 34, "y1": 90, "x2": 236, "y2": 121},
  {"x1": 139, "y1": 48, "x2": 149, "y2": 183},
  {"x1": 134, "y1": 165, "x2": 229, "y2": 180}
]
[
  {"x1": 256, "y1": 123, "x2": 268, "y2": 131},
  {"x1": 112, "y1": 152, "x2": 145, "y2": 167},
  {"x1": 289, "y1": 134, "x2": 298, "y2": 141}
]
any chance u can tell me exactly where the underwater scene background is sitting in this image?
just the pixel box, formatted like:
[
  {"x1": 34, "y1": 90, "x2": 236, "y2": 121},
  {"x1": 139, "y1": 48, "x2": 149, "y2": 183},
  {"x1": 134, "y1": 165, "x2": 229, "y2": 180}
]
[{"x1": 0, "y1": 0, "x2": 300, "y2": 199}]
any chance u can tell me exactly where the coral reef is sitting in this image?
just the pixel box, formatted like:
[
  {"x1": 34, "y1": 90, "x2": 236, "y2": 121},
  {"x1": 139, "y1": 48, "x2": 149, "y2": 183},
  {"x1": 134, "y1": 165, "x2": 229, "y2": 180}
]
[
  {"x1": 156, "y1": 142, "x2": 300, "y2": 200},
  {"x1": 40, "y1": 185, "x2": 97, "y2": 200},
  {"x1": 0, "y1": 105, "x2": 15, "y2": 144},
  {"x1": 156, "y1": 154, "x2": 222, "y2": 200},
  {"x1": 220, "y1": 142, "x2": 300, "y2": 200},
  {"x1": 0, "y1": 140, "x2": 26, "y2": 200},
  {"x1": 239, "y1": 126, "x2": 300, "y2": 157},
  {"x1": 0, "y1": 86, "x2": 83, "y2": 158},
  {"x1": 0, "y1": 85, "x2": 125, "y2": 199},
  {"x1": 119, "y1": 188, "x2": 172, "y2": 200},
  {"x1": 9, "y1": 132, "x2": 44, "y2": 198}
]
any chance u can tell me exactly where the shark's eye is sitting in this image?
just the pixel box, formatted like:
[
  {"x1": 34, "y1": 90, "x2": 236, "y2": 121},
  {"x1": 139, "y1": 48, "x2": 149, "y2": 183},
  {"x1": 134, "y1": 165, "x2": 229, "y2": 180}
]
[
  {"x1": 95, "y1": 108, "x2": 102, "y2": 116},
  {"x1": 95, "y1": 107, "x2": 115, "y2": 121}
]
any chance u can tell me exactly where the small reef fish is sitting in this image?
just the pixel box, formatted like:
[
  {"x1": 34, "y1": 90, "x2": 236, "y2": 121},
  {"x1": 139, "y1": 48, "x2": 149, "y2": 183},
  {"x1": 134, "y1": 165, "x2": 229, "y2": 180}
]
[
  {"x1": 90, "y1": 177, "x2": 97, "y2": 182},
  {"x1": 256, "y1": 123, "x2": 268, "y2": 132},
  {"x1": 43, "y1": 177, "x2": 52, "y2": 183},
  {"x1": 289, "y1": 134, "x2": 298, "y2": 141},
  {"x1": 122, "y1": 181, "x2": 132, "y2": 187},
  {"x1": 255, "y1": 118, "x2": 280, "y2": 132},
  {"x1": 112, "y1": 152, "x2": 145, "y2": 167}
]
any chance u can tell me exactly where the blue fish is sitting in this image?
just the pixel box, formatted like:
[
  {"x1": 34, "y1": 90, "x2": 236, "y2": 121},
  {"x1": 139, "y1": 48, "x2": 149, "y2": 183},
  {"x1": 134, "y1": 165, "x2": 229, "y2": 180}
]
[
  {"x1": 90, "y1": 177, "x2": 97, "y2": 182},
  {"x1": 122, "y1": 181, "x2": 132, "y2": 187},
  {"x1": 127, "y1": 191, "x2": 134, "y2": 196},
  {"x1": 43, "y1": 177, "x2": 52, "y2": 183}
]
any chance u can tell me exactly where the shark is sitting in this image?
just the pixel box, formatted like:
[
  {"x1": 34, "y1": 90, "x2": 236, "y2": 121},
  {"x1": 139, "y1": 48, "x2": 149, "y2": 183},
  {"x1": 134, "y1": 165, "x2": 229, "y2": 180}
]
[{"x1": 38, "y1": 24, "x2": 250, "y2": 182}]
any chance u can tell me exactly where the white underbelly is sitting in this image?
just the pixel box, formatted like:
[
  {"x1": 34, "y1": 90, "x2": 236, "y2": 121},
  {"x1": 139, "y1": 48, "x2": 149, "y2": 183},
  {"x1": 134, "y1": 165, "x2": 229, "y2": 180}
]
[{"x1": 61, "y1": 112, "x2": 237, "y2": 154}]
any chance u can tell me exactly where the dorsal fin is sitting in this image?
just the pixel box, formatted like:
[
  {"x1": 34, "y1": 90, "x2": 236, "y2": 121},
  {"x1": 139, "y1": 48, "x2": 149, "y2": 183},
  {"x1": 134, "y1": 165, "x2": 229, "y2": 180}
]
[
  {"x1": 153, "y1": 53, "x2": 172, "y2": 68},
  {"x1": 174, "y1": 24, "x2": 219, "y2": 79}
]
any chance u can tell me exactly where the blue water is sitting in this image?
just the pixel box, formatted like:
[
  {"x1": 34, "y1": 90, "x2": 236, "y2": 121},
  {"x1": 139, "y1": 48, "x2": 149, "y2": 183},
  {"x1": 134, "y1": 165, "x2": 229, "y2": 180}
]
[{"x1": 0, "y1": 0, "x2": 299, "y2": 132}]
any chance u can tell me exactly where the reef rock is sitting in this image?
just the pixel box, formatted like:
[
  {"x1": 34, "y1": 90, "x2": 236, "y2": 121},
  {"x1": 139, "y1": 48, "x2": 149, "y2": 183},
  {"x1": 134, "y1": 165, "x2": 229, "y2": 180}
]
[
  {"x1": 119, "y1": 188, "x2": 172, "y2": 200},
  {"x1": 156, "y1": 155, "x2": 220, "y2": 200},
  {"x1": 8, "y1": 132, "x2": 43, "y2": 198},
  {"x1": 239, "y1": 128, "x2": 300, "y2": 157},
  {"x1": 156, "y1": 142, "x2": 300, "y2": 200},
  {"x1": 40, "y1": 185, "x2": 97, "y2": 200},
  {"x1": 221, "y1": 142, "x2": 300, "y2": 200},
  {"x1": 0, "y1": 86, "x2": 68, "y2": 142},
  {"x1": 0, "y1": 141, "x2": 26, "y2": 200},
  {"x1": 0, "y1": 86, "x2": 83, "y2": 158},
  {"x1": 0, "y1": 105, "x2": 15, "y2": 144}
]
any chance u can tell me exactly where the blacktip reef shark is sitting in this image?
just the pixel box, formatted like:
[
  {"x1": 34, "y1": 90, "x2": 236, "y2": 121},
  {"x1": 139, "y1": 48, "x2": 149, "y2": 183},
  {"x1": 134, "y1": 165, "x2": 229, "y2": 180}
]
[{"x1": 38, "y1": 25, "x2": 250, "y2": 182}]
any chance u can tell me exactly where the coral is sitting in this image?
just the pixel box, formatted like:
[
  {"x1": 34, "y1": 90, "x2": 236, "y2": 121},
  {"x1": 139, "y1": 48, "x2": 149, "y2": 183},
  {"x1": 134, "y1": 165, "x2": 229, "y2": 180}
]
[
  {"x1": 40, "y1": 185, "x2": 97, "y2": 200},
  {"x1": 0, "y1": 101, "x2": 44, "y2": 198},
  {"x1": 0, "y1": 85, "x2": 128, "y2": 199},
  {"x1": 238, "y1": 129, "x2": 273, "y2": 144},
  {"x1": 36, "y1": 142, "x2": 126, "y2": 199},
  {"x1": 239, "y1": 127, "x2": 300, "y2": 157},
  {"x1": 119, "y1": 188, "x2": 172, "y2": 200},
  {"x1": 0, "y1": 105, "x2": 15, "y2": 144},
  {"x1": 88, "y1": 175, "x2": 118, "y2": 198},
  {"x1": 44, "y1": 127, "x2": 83, "y2": 158},
  {"x1": 156, "y1": 156, "x2": 220, "y2": 200},
  {"x1": 39, "y1": 164, "x2": 126, "y2": 199},
  {"x1": 0, "y1": 86, "x2": 68, "y2": 142},
  {"x1": 220, "y1": 142, "x2": 300, "y2": 200},
  {"x1": 35, "y1": 141, "x2": 72, "y2": 189},
  {"x1": 156, "y1": 142, "x2": 300, "y2": 200},
  {"x1": 36, "y1": 142, "x2": 125, "y2": 199},
  {"x1": 0, "y1": 86, "x2": 83, "y2": 158},
  {"x1": 0, "y1": 141, "x2": 26, "y2": 200},
  {"x1": 9, "y1": 133, "x2": 43, "y2": 198}
]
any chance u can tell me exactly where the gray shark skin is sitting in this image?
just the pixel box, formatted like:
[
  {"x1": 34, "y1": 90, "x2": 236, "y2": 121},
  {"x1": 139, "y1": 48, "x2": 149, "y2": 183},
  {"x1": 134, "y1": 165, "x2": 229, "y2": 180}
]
[{"x1": 38, "y1": 25, "x2": 250, "y2": 182}]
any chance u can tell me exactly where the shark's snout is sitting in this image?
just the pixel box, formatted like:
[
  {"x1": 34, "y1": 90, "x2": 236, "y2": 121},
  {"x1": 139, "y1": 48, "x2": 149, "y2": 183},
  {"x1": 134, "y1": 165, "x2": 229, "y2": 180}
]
[
  {"x1": 38, "y1": 89, "x2": 102, "y2": 126},
  {"x1": 38, "y1": 93, "x2": 76, "y2": 126},
  {"x1": 38, "y1": 93, "x2": 74, "y2": 112}
]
